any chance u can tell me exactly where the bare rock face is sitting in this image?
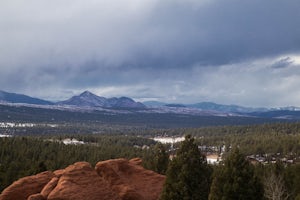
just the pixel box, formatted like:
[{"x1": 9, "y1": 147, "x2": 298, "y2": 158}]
[
  {"x1": 0, "y1": 158, "x2": 166, "y2": 200},
  {"x1": 47, "y1": 162, "x2": 120, "y2": 200},
  {"x1": 0, "y1": 171, "x2": 54, "y2": 200},
  {"x1": 96, "y1": 158, "x2": 166, "y2": 200},
  {"x1": 40, "y1": 177, "x2": 58, "y2": 198},
  {"x1": 27, "y1": 193, "x2": 45, "y2": 200}
]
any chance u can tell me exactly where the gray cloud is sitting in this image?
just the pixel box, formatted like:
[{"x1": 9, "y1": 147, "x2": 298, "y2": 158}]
[
  {"x1": 0, "y1": 0, "x2": 300, "y2": 106},
  {"x1": 271, "y1": 57, "x2": 294, "y2": 69}
]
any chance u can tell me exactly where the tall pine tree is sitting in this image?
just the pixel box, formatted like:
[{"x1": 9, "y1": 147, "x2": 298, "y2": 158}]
[
  {"x1": 160, "y1": 135, "x2": 211, "y2": 200},
  {"x1": 143, "y1": 143, "x2": 169, "y2": 174},
  {"x1": 152, "y1": 143, "x2": 169, "y2": 175},
  {"x1": 209, "y1": 148, "x2": 263, "y2": 200}
]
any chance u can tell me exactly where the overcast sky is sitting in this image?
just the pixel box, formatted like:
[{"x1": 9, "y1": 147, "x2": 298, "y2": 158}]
[{"x1": 1, "y1": 0, "x2": 300, "y2": 107}]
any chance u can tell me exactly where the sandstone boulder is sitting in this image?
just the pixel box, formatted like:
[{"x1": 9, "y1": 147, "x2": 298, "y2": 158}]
[
  {"x1": 96, "y1": 158, "x2": 166, "y2": 200},
  {"x1": 47, "y1": 162, "x2": 120, "y2": 200},
  {"x1": 0, "y1": 158, "x2": 166, "y2": 200},
  {"x1": 0, "y1": 171, "x2": 54, "y2": 200},
  {"x1": 40, "y1": 177, "x2": 59, "y2": 198},
  {"x1": 27, "y1": 193, "x2": 45, "y2": 200}
]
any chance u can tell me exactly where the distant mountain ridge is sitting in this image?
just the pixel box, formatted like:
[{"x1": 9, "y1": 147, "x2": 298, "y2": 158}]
[
  {"x1": 142, "y1": 101, "x2": 166, "y2": 107},
  {"x1": 57, "y1": 91, "x2": 146, "y2": 109},
  {"x1": 186, "y1": 102, "x2": 267, "y2": 113},
  {"x1": 143, "y1": 101, "x2": 267, "y2": 113},
  {"x1": 57, "y1": 91, "x2": 106, "y2": 107},
  {"x1": 2, "y1": 90, "x2": 300, "y2": 124},
  {"x1": 0, "y1": 90, "x2": 53, "y2": 105},
  {"x1": 0, "y1": 90, "x2": 145, "y2": 109},
  {"x1": 1, "y1": 90, "x2": 300, "y2": 115}
]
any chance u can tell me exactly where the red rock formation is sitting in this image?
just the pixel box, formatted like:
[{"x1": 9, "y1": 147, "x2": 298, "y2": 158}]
[
  {"x1": 40, "y1": 177, "x2": 59, "y2": 198},
  {"x1": 27, "y1": 193, "x2": 45, "y2": 200},
  {"x1": 96, "y1": 158, "x2": 166, "y2": 200},
  {"x1": 47, "y1": 162, "x2": 120, "y2": 200},
  {"x1": 0, "y1": 158, "x2": 166, "y2": 200},
  {"x1": 0, "y1": 171, "x2": 54, "y2": 200}
]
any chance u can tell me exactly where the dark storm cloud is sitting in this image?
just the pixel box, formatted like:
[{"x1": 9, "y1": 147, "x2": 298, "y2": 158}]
[
  {"x1": 0, "y1": 0, "x2": 300, "y2": 106},
  {"x1": 1, "y1": 0, "x2": 299, "y2": 69},
  {"x1": 129, "y1": 0, "x2": 300, "y2": 67}
]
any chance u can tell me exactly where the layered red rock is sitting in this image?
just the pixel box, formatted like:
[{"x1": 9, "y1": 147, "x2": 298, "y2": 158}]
[
  {"x1": 0, "y1": 171, "x2": 54, "y2": 200},
  {"x1": 47, "y1": 162, "x2": 120, "y2": 200},
  {"x1": 0, "y1": 158, "x2": 166, "y2": 200},
  {"x1": 96, "y1": 158, "x2": 166, "y2": 200}
]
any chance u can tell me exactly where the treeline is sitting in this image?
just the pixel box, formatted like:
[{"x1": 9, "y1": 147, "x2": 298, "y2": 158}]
[
  {"x1": 191, "y1": 123, "x2": 300, "y2": 156},
  {"x1": 0, "y1": 104, "x2": 283, "y2": 129},
  {"x1": 0, "y1": 135, "x2": 156, "y2": 192},
  {"x1": 154, "y1": 122, "x2": 300, "y2": 156},
  {"x1": 3, "y1": 121, "x2": 300, "y2": 139},
  {"x1": 0, "y1": 122, "x2": 148, "y2": 136},
  {"x1": 156, "y1": 122, "x2": 300, "y2": 137}
]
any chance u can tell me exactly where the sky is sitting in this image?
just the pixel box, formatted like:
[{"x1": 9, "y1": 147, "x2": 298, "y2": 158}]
[{"x1": 1, "y1": 0, "x2": 300, "y2": 107}]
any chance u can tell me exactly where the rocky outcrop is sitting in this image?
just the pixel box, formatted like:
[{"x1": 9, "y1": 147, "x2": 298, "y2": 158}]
[
  {"x1": 0, "y1": 158, "x2": 165, "y2": 200},
  {"x1": 96, "y1": 158, "x2": 165, "y2": 200},
  {"x1": 47, "y1": 162, "x2": 120, "y2": 200},
  {"x1": 0, "y1": 171, "x2": 54, "y2": 200}
]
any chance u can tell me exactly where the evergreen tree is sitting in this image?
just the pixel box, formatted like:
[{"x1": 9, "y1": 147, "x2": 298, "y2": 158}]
[
  {"x1": 285, "y1": 164, "x2": 300, "y2": 199},
  {"x1": 209, "y1": 148, "x2": 263, "y2": 200},
  {"x1": 142, "y1": 143, "x2": 169, "y2": 174},
  {"x1": 152, "y1": 143, "x2": 169, "y2": 174},
  {"x1": 160, "y1": 135, "x2": 211, "y2": 200}
]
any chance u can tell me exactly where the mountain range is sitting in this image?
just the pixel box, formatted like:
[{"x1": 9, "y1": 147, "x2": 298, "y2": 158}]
[
  {"x1": 0, "y1": 90, "x2": 145, "y2": 109},
  {"x1": 1, "y1": 90, "x2": 300, "y2": 117},
  {"x1": 0, "y1": 90, "x2": 53, "y2": 105},
  {"x1": 2, "y1": 90, "x2": 300, "y2": 127},
  {"x1": 144, "y1": 101, "x2": 300, "y2": 113},
  {"x1": 57, "y1": 91, "x2": 146, "y2": 109}
]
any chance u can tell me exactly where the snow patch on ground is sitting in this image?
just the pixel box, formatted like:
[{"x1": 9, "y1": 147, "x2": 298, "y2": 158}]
[
  {"x1": 0, "y1": 134, "x2": 12, "y2": 137},
  {"x1": 62, "y1": 138, "x2": 85, "y2": 145},
  {"x1": 152, "y1": 136, "x2": 185, "y2": 144},
  {"x1": 0, "y1": 122, "x2": 58, "y2": 128}
]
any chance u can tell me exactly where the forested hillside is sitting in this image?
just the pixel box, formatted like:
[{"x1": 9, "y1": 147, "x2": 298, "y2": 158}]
[
  {"x1": 2, "y1": 123, "x2": 300, "y2": 198},
  {"x1": 155, "y1": 123, "x2": 300, "y2": 156},
  {"x1": 0, "y1": 104, "x2": 285, "y2": 129},
  {"x1": 0, "y1": 135, "x2": 156, "y2": 191}
]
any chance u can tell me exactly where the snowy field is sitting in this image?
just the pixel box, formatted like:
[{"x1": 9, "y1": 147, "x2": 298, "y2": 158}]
[{"x1": 0, "y1": 122, "x2": 57, "y2": 128}]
